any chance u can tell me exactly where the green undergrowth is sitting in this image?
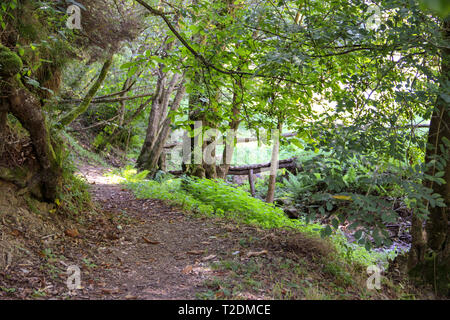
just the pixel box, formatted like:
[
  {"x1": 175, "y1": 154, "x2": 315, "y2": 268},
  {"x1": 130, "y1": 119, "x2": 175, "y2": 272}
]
[
  {"x1": 110, "y1": 166, "x2": 396, "y2": 269},
  {"x1": 56, "y1": 172, "x2": 92, "y2": 218},
  {"x1": 61, "y1": 131, "x2": 108, "y2": 167},
  {"x1": 53, "y1": 131, "x2": 97, "y2": 217}
]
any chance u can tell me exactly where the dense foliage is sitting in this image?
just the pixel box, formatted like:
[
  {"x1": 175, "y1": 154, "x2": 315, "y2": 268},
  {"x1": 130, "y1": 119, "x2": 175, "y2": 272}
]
[{"x1": 1, "y1": 0, "x2": 449, "y2": 295}]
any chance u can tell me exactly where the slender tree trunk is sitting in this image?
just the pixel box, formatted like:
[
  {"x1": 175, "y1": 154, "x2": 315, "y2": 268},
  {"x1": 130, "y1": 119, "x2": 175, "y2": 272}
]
[
  {"x1": 202, "y1": 124, "x2": 218, "y2": 179},
  {"x1": 96, "y1": 97, "x2": 152, "y2": 152},
  {"x1": 0, "y1": 105, "x2": 7, "y2": 156},
  {"x1": 248, "y1": 169, "x2": 256, "y2": 197},
  {"x1": 59, "y1": 56, "x2": 113, "y2": 127},
  {"x1": 217, "y1": 96, "x2": 241, "y2": 179},
  {"x1": 183, "y1": 71, "x2": 207, "y2": 178},
  {"x1": 140, "y1": 78, "x2": 186, "y2": 175},
  {"x1": 266, "y1": 121, "x2": 282, "y2": 203},
  {"x1": 183, "y1": 0, "x2": 238, "y2": 179},
  {"x1": 136, "y1": 71, "x2": 182, "y2": 170},
  {"x1": 117, "y1": 77, "x2": 133, "y2": 129}
]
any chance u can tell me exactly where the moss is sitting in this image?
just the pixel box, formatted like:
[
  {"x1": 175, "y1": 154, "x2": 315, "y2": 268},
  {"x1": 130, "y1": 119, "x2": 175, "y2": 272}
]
[
  {"x1": 17, "y1": 22, "x2": 39, "y2": 41},
  {"x1": 0, "y1": 45, "x2": 23, "y2": 78},
  {"x1": 0, "y1": 166, "x2": 29, "y2": 187}
]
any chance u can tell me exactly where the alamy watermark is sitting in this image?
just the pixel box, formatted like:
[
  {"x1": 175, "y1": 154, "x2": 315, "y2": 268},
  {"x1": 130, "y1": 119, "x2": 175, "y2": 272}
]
[
  {"x1": 366, "y1": 3, "x2": 382, "y2": 30},
  {"x1": 66, "y1": 4, "x2": 82, "y2": 30},
  {"x1": 366, "y1": 265, "x2": 383, "y2": 290},
  {"x1": 66, "y1": 265, "x2": 81, "y2": 292}
]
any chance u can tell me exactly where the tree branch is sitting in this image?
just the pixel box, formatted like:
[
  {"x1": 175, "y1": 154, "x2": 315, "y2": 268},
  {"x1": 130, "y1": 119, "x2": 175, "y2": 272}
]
[{"x1": 134, "y1": 0, "x2": 312, "y2": 86}]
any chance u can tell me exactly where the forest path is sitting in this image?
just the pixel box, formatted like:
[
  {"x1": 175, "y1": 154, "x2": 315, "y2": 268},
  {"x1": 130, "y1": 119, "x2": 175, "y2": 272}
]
[{"x1": 76, "y1": 164, "x2": 268, "y2": 300}]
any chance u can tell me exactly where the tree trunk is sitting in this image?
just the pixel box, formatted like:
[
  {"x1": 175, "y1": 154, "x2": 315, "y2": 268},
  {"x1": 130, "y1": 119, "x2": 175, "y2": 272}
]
[
  {"x1": 248, "y1": 169, "x2": 256, "y2": 197},
  {"x1": 116, "y1": 77, "x2": 133, "y2": 130},
  {"x1": 217, "y1": 82, "x2": 242, "y2": 179},
  {"x1": 408, "y1": 17, "x2": 450, "y2": 296},
  {"x1": 136, "y1": 71, "x2": 183, "y2": 171},
  {"x1": 0, "y1": 104, "x2": 7, "y2": 155},
  {"x1": 266, "y1": 122, "x2": 282, "y2": 203},
  {"x1": 158, "y1": 151, "x2": 167, "y2": 172},
  {"x1": 96, "y1": 96, "x2": 152, "y2": 152},
  {"x1": 0, "y1": 45, "x2": 61, "y2": 202},
  {"x1": 8, "y1": 84, "x2": 61, "y2": 201},
  {"x1": 136, "y1": 72, "x2": 167, "y2": 168},
  {"x1": 182, "y1": 70, "x2": 207, "y2": 178},
  {"x1": 139, "y1": 77, "x2": 186, "y2": 175},
  {"x1": 59, "y1": 56, "x2": 113, "y2": 127}
]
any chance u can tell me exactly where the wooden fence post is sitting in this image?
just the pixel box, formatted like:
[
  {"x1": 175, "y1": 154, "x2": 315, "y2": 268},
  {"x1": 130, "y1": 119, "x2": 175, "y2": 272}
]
[{"x1": 248, "y1": 168, "x2": 255, "y2": 197}]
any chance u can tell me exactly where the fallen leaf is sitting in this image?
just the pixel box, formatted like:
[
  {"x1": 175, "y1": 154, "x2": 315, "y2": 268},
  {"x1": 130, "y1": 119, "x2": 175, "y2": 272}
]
[
  {"x1": 182, "y1": 265, "x2": 193, "y2": 274},
  {"x1": 125, "y1": 295, "x2": 138, "y2": 300},
  {"x1": 65, "y1": 229, "x2": 80, "y2": 238},
  {"x1": 106, "y1": 232, "x2": 119, "y2": 240},
  {"x1": 187, "y1": 250, "x2": 204, "y2": 255},
  {"x1": 101, "y1": 288, "x2": 119, "y2": 294},
  {"x1": 247, "y1": 250, "x2": 268, "y2": 257},
  {"x1": 11, "y1": 230, "x2": 21, "y2": 237},
  {"x1": 202, "y1": 255, "x2": 217, "y2": 261},
  {"x1": 332, "y1": 195, "x2": 352, "y2": 201},
  {"x1": 142, "y1": 237, "x2": 160, "y2": 245}
]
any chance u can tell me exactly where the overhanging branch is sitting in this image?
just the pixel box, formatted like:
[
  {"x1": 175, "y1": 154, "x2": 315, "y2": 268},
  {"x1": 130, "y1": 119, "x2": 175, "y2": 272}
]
[{"x1": 135, "y1": 0, "x2": 312, "y2": 86}]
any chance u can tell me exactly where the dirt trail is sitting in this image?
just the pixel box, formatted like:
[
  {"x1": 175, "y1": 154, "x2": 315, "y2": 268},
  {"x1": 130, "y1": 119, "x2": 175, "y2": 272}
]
[
  {"x1": 75, "y1": 165, "x2": 270, "y2": 300},
  {"x1": 1, "y1": 164, "x2": 422, "y2": 300}
]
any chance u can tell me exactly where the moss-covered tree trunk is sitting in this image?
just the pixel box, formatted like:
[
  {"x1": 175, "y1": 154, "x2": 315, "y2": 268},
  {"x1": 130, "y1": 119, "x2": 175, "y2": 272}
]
[
  {"x1": 0, "y1": 104, "x2": 7, "y2": 155},
  {"x1": 217, "y1": 83, "x2": 242, "y2": 179},
  {"x1": 182, "y1": 74, "x2": 207, "y2": 179},
  {"x1": 0, "y1": 46, "x2": 61, "y2": 201},
  {"x1": 408, "y1": 17, "x2": 450, "y2": 296},
  {"x1": 59, "y1": 56, "x2": 113, "y2": 127},
  {"x1": 8, "y1": 85, "x2": 61, "y2": 201}
]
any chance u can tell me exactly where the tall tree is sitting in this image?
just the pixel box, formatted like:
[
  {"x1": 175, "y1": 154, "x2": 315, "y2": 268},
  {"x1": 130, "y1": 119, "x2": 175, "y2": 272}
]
[{"x1": 409, "y1": 16, "x2": 450, "y2": 295}]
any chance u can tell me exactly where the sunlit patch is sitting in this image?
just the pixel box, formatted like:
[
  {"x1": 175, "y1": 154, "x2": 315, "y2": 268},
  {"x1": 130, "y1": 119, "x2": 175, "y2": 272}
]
[{"x1": 74, "y1": 170, "x2": 125, "y2": 185}]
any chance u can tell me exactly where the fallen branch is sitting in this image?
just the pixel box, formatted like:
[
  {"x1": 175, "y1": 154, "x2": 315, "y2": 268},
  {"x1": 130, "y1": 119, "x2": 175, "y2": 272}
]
[
  {"x1": 62, "y1": 92, "x2": 154, "y2": 104},
  {"x1": 164, "y1": 132, "x2": 298, "y2": 149},
  {"x1": 169, "y1": 157, "x2": 300, "y2": 176}
]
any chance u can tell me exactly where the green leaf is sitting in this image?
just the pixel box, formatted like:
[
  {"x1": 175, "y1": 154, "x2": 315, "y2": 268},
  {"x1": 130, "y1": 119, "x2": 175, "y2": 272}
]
[
  {"x1": 354, "y1": 230, "x2": 363, "y2": 240},
  {"x1": 127, "y1": 66, "x2": 138, "y2": 77},
  {"x1": 331, "y1": 218, "x2": 339, "y2": 229}
]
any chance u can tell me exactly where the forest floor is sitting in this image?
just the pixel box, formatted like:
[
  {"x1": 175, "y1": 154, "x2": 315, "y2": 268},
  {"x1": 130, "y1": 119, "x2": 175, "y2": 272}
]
[
  {"x1": 71, "y1": 164, "x2": 283, "y2": 299},
  {"x1": 66, "y1": 164, "x2": 355, "y2": 300},
  {"x1": 68, "y1": 164, "x2": 435, "y2": 299},
  {"x1": 0, "y1": 160, "x2": 433, "y2": 300}
]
